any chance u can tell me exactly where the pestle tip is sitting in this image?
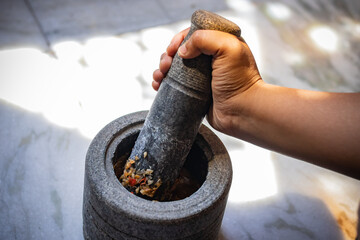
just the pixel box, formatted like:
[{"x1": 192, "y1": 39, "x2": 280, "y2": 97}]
[{"x1": 191, "y1": 10, "x2": 241, "y2": 37}]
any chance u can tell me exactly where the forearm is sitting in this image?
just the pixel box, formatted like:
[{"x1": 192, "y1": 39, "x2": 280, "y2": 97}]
[{"x1": 229, "y1": 81, "x2": 360, "y2": 179}]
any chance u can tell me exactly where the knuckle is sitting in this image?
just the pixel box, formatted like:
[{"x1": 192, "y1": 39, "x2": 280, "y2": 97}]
[{"x1": 191, "y1": 31, "x2": 203, "y2": 45}]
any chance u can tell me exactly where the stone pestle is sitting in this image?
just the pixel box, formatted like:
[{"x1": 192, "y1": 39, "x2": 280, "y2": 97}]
[{"x1": 126, "y1": 10, "x2": 241, "y2": 200}]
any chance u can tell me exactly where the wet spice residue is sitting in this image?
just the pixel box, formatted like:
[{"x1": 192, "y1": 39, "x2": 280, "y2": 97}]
[
  {"x1": 114, "y1": 146, "x2": 206, "y2": 201},
  {"x1": 119, "y1": 152, "x2": 162, "y2": 198}
]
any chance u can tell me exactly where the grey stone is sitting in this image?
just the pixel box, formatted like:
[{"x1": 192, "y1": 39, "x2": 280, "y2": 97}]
[
  {"x1": 129, "y1": 10, "x2": 240, "y2": 199},
  {"x1": 83, "y1": 111, "x2": 232, "y2": 240}
]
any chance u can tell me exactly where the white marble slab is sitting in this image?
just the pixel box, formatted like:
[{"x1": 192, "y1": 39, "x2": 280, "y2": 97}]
[{"x1": 0, "y1": 0, "x2": 359, "y2": 239}]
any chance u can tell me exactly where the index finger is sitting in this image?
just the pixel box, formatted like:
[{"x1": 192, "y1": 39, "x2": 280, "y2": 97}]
[{"x1": 166, "y1": 28, "x2": 190, "y2": 57}]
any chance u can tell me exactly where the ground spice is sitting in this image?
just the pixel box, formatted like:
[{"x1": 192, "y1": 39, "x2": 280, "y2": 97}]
[
  {"x1": 115, "y1": 150, "x2": 204, "y2": 201},
  {"x1": 119, "y1": 153, "x2": 162, "y2": 198}
]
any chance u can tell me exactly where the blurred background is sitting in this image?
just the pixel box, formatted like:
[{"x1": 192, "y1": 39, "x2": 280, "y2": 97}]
[{"x1": 0, "y1": 0, "x2": 359, "y2": 239}]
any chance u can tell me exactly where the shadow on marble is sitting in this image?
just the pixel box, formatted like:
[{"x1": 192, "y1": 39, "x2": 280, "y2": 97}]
[
  {"x1": 0, "y1": 99, "x2": 90, "y2": 240},
  {"x1": 218, "y1": 141, "x2": 360, "y2": 239},
  {"x1": 220, "y1": 192, "x2": 343, "y2": 240},
  {"x1": 0, "y1": 0, "x2": 48, "y2": 50},
  {"x1": 0, "y1": 0, "x2": 227, "y2": 50},
  {"x1": 273, "y1": 154, "x2": 360, "y2": 240}
]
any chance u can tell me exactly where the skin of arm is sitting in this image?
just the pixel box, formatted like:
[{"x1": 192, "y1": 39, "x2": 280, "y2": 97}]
[{"x1": 153, "y1": 29, "x2": 360, "y2": 180}]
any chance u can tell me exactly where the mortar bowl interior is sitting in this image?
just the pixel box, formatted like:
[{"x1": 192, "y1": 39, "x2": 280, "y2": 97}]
[{"x1": 112, "y1": 131, "x2": 209, "y2": 201}]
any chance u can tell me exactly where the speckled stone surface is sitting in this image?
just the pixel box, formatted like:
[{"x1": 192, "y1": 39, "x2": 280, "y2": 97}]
[
  {"x1": 83, "y1": 111, "x2": 232, "y2": 239},
  {"x1": 129, "y1": 10, "x2": 240, "y2": 199}
]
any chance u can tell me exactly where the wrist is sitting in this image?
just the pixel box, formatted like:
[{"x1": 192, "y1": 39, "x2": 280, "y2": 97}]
[{"x1": 211, "y1": 79, "x2": 266, "y2": 139}]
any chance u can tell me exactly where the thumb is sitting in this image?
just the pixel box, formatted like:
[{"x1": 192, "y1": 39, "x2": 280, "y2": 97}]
[{"x1": 177, "y1": 30, "x2": 234, "y2": 59}]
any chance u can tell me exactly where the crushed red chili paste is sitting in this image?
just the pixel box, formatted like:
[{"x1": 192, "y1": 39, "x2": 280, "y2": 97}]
[{"x1": 119, "y1": 152, "x2": 162, "y2": 198}]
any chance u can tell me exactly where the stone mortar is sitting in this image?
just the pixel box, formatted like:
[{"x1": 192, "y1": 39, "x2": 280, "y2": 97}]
[{"x1": 83, "y1": 111, "x2": 232, "y2": 240}]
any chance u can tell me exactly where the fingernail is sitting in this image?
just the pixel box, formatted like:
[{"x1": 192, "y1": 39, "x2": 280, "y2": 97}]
[
  {"x1": 160, "y1": 52, "x2": 166, "y2": 61},
  {"x1": 178, "y1": 44, "x2": 187, "y2": 56},
  {"x1": 167, "y1": 42, "x2": 174, "y2": 53}
]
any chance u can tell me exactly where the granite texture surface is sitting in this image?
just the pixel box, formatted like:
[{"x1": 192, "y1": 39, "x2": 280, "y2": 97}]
[
  {"x1": 0, "y1": 0, "x2": 359, "y2": 239},
  {"x1": 83, "y1": 111, "x2": 232, "y2": 239}
]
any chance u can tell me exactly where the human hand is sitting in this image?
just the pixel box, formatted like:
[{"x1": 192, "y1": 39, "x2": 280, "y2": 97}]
[
  {"x1": 153, "y1": 28, "x2": 263, "y2": 135},
  {"x1": 153, "y1": 28, "x2": 360, "y2": 179}
]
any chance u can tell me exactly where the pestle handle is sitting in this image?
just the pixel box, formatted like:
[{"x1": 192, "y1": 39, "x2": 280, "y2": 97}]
[
  {"x1": 123, "y1": 10, "x2": 241, "y2": 200},
  {"x1": 167, "y1": 10, "x2": 241, "y2": 101}
]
